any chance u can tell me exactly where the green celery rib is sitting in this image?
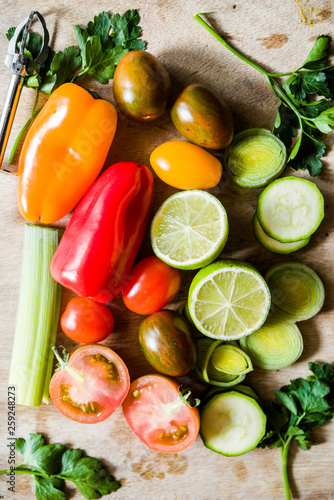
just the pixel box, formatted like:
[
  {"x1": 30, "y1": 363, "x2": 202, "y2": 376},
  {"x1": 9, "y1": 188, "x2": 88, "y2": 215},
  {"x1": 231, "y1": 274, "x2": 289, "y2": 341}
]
[{"x1": 9, "y1": 224, "x2": 62, "y2": 406}]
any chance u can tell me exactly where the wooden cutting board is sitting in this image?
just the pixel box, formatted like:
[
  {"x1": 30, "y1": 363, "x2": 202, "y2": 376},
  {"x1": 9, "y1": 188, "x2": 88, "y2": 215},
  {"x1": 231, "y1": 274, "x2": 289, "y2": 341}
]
[{"x1": 1, "y1": 1, "x2": 334, "y2": 499}]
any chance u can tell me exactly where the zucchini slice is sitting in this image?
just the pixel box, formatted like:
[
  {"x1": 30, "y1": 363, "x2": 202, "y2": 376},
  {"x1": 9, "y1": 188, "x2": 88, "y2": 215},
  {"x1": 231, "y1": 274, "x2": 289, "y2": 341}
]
[
  {"x1": 257, "y1": 176, "x2": 324, "y2": 242},
  {"x1": 224, "y1": 128, "x2": 286, "y2": 188},
  {"x1": 252, "y1": 213, "x2": 310, "y2": 254},
  {"x1": 239, "y1": 314, "x2": 303, "y2": 370},
  {"x1": 200, "y1": 391, "x2": 266, "y2": 456},
  {"x1": 265, "y1": 261, "x2": 325, "y2": 321}
]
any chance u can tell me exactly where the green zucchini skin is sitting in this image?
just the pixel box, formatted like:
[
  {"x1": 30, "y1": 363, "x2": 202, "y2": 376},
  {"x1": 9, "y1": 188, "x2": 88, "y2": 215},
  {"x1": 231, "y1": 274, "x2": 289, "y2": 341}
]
[
  {"x1": 138, "y1": 310, "x2": 197, "y2": 376},
  {"x1": 170, "y1": 84, "x2": 234, "y2": 150},
  {"x1": 252, "y1": 213, "x2": 310, "y2": 254},
  {"x1": 200, "y1": 391, "x2": 267, "y2": 456},
  {"x1": 257, "y1": 176, "x2": 324, "y2": 243}
]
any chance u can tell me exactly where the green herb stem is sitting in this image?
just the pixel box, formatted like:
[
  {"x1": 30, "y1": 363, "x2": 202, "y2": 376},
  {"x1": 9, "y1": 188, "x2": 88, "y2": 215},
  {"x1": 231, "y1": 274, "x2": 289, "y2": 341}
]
[
  {"x1": 8, "y1": 106, "x2": 42, "y2": 164},
  {"x1": 0, "y1": 467, "x2": 47, "y2": 478},
  {"x1": 194, "y1": 13, "x2": 269, "y2": 78},
  {"x1": 281, "y1": 443, "x2": 291, "y2": 500}
]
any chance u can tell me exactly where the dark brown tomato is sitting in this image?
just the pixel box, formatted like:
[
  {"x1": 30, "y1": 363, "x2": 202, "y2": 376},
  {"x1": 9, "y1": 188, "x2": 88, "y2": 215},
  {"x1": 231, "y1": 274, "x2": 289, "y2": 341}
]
[
  {"x1": 138, "y1": 310, "x2": 196, "y2": 377},
  {"x1": 113, "y1": 50, "x2": 172, "y2": 122},
  {"x1": 170, "y1": 84, "x2": 234, "y2": 150}
]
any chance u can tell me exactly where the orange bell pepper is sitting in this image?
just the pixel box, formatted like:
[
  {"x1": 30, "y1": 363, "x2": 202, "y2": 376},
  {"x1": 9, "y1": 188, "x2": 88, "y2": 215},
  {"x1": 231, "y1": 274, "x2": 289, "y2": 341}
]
[{"x1": 17, "y1": 83, "x2": 117, "y2": 223}]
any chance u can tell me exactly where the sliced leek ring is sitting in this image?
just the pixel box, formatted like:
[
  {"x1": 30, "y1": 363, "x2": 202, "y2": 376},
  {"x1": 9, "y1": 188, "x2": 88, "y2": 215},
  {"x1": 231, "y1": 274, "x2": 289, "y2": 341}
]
[
  {"x1": 211, "y1": 344, "x2": 253, "y2": 375},
  {"x1": 224, "y1": 128, "x2": 286, "y2": 188},
  {"x1": 239, "y1": 314, "x2": 303, "y2": 370},
  {"x1": 194, "y1": 338, "x2": 247, "y2": 387},
  {"x1": 253, "y1": 213, "x2": 310, "y2": 254},
  {"x1": 265, "y1": 261, "x2": 325, "y2": 321}
]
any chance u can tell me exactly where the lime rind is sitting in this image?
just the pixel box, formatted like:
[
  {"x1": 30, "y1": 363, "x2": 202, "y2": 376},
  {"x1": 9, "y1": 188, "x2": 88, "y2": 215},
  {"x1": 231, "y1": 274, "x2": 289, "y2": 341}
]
[
  {"x1": 225, "y1": 128, "x2": 287, "y2": 188},
  {"x1": 257, "y1": 176, "x2": 324, "y2": 243},
  {"x1": 188, "y1": 259, "x2": 271, "y2": 340},
  {"x1": 151, "y1": 190, "x2": 229, "y2": 270},
  {"x1": 252, "y1": 213, "x2": 310, "y2": 254},
  {"x1": 265, "y1": 261, "x2": 325, "y2": 321}
]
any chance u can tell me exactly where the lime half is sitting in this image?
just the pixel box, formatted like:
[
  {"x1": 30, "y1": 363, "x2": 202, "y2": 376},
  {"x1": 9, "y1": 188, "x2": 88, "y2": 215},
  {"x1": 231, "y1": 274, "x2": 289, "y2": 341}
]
[
  {"x1": 151, "y1": 190, "x2": 228, "y2": 270},
  {"x1": 188, "y1": 260, "x2": 271, "y2": 340}
]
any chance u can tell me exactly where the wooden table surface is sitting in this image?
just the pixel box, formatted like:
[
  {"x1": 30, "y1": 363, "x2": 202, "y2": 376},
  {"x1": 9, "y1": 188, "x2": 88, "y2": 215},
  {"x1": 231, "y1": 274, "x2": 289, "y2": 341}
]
[{"x1": 1, "y1": 1, "x2": 334, "y2": 499}]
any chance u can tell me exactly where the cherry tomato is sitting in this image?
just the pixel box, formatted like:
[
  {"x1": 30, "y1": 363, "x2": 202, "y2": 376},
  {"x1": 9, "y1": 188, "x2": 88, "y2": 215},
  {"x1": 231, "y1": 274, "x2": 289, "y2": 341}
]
[
  {"x1": 150, "y1": 141, "x2": 222, "y2": 190},
  {"x1": 138, "y1": 310, "x2": 196, "y2": 376},
  {"x1": 122, "y1": 374, "x2": 200, "y2": 453},
  {"x1": 113, "y1": 50, "x2": 171, "y2": 122},
  {"x1": 122, "y1": 256, "x2": 181, "y2": 315},
  {"x1": 61, "y1": 297, "x2": 114, "y2": 343},
  {"x1": 49, "y1": 344, "x2": 130, "y2": 424}
]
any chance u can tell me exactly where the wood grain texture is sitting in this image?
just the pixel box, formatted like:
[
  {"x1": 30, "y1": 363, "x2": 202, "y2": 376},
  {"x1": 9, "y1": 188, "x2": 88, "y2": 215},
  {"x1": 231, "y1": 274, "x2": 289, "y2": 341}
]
[{"x1": 0, "y1": 1, "x2": 334, "y2": 499}]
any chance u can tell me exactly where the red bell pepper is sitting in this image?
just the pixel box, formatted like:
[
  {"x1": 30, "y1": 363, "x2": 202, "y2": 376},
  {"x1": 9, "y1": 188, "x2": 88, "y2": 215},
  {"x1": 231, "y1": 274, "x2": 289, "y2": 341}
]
[{"x1": 50, "y1": 162, "x2": 154, "y2": 303}]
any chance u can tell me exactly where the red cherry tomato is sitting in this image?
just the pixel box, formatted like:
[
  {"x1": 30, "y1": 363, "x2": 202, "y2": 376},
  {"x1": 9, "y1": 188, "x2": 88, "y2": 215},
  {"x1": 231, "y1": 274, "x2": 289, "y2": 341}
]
[
  {"x1": 61, "y1": 297, "x2": 114, "y2": 343},
  {"x1": 49, "y1": 344, "x2": 130, "y2": 424},
  {"x1": 122, "y1": 374, "x2": 200, "y2": 452},
  {"x1": 122, "y1": 256, "x2": 181, "y2": 314}
]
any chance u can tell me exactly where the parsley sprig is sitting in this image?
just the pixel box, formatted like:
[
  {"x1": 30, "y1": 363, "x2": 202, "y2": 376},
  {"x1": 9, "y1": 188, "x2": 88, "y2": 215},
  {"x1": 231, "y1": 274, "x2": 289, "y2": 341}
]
[
  {"x1": 6, "y1": 9, "x2": 146, "y2": 163},
  {"x1": 0, "y1": 433, "x2": 121, "y2": 499},
  {"x1": 258, "y1": 362, "x2": 334, "y2": 500},
  {"x1": 195, "y1": 13, "x2": 334, "y2": 176}
]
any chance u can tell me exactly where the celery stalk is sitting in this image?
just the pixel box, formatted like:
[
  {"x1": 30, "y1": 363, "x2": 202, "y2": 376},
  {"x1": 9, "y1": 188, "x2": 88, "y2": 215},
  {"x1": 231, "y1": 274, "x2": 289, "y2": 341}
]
[{"x1": 9, "y1": 224, "x2": 62, "y2": 406}]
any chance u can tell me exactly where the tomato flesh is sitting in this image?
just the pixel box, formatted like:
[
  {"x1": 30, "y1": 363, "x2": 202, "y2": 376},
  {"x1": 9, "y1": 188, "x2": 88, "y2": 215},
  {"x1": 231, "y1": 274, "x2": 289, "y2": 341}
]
[
  {"x1": 122, "y1": 374, "x2": 200, "y2": 452},
  {"x1": 122, "y1": 256, "x2": 181, "y2": 314},
  {"x1": 50, "y1": 345, "x2": 130, "y2": 424},
  {"x1": 61, "y1": 297, "x2": 114, "y2": 343}
]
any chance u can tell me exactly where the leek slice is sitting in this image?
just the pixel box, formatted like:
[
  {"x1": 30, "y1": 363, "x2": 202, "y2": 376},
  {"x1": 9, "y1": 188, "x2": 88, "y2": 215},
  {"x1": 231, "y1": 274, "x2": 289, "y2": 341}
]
[
  {"x1": 224, "y1": 128, "x2": 286, "y2": 188},
  {"x1": 253, "y1": 213, "x2": 310, "y2": 254},
  {"x1": 9, "y1": 224, "x2": 62, "y2": 406},
  {"x1": 211, "y1": 344, "x2": 253, "y2": 375},
  {"x1": 265, "y1": 261, "x2": 325, "y2": 321},
  {"x1": 239, "y1": 314, "x2": 303, "y2": 370},
  {"x1": 193, "y1": 338, "x2": 251, "y2": 387}
]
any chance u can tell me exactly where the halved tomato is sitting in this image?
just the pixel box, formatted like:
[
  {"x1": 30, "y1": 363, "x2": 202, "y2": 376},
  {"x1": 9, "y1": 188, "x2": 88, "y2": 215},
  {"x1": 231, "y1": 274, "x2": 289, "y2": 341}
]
[
  {"x1": 50, "y1": 344, "x2": 130, "y2": 424},
  {"x1": 122, "y1": 374, "x2": 200, "y2": 452}
]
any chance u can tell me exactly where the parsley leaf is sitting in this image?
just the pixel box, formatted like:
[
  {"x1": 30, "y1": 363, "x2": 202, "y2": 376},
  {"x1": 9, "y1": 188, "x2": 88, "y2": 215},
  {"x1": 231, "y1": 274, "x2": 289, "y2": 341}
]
[
  {"x1": 0, "y1": 433, "x2": 121, "y2": 500},
  {"x1": 73, "y1": 28, "x2": 128, "y2": 84},
  {"x1": 110, "y1": 9, "x2": 147, "y2": 50},
  {"x1": 273, "y1": 104, "x2": 299, "y2": 149},
  {"x1": 60, "y1": 450, "x2": 121, "y2": 499},
  {"x1": 40, "y1": 46, "x2": 81, "y2": 95},
  {"x1": 288, "y1": 134, "x2": 326, "y2": 176},
  {"x1": 259, "y1": 362, "x2": 334, "y2": 499},
  {"x1": 86, "y1": 11, "x2": 112, "y2": 45},
  {"x1": 34, "y1": 476, "x2": 66, "y2": 500},
  {"x1": 15, "y1": 433, "x2": 45, "y2": 462},
  {"x1": 283, "y1": 72, "x2": 331, "y2": 103},
  {"x1": 73, "y1": 9, "x2": 145, "y2": 84},
  {"x1": 301, "y1": 35, "x2": 330, "y2": 70}
]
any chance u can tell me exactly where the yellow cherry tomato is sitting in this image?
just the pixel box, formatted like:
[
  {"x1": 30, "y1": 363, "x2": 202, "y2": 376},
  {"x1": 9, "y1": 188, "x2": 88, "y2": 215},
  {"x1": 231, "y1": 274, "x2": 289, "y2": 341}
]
[{"x1": 150, "y1": 141, "x2": 222, "y2": 189}]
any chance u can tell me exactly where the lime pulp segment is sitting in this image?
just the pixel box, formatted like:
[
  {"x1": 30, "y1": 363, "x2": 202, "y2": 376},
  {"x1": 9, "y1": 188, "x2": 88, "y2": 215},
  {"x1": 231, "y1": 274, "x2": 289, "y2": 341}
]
[
  {"x1": 151, "y1": 190, "x2": 228, "y2": 270},
  {"x1": 189, "y1": 260, "x2": 271, "y2": 340}
]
